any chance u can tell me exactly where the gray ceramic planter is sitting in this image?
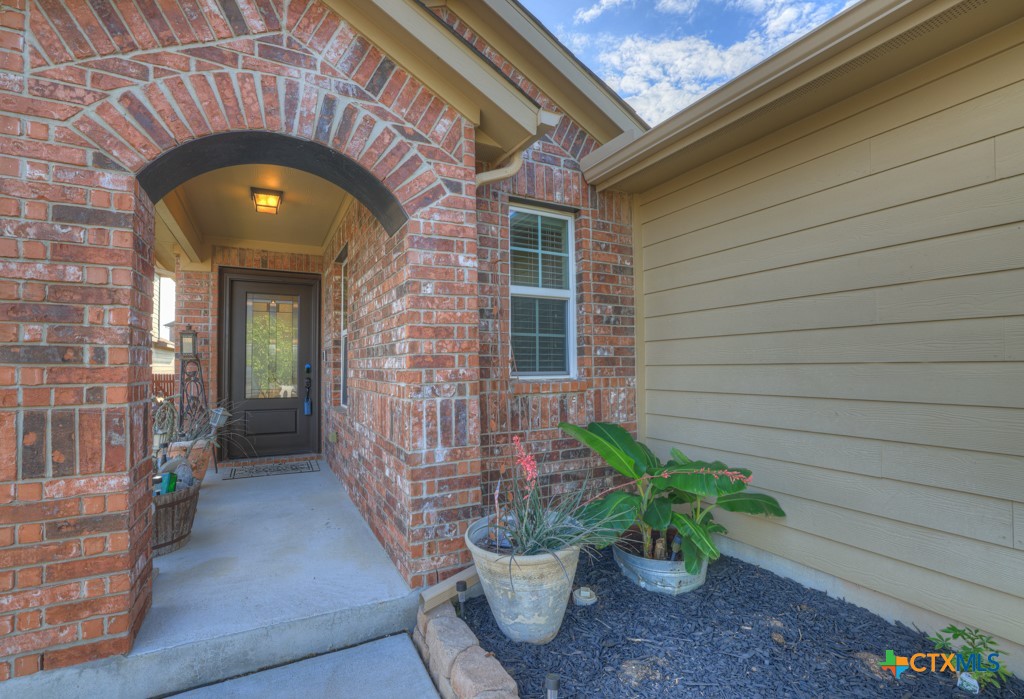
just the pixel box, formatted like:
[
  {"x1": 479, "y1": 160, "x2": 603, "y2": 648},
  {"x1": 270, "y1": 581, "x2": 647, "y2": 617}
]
[
  {"x1": 466, "y1": 517, "x2": 579, "y2": 644},
  {"x1": 613, "y1": 543, "x2": 708, "y2": 595}
]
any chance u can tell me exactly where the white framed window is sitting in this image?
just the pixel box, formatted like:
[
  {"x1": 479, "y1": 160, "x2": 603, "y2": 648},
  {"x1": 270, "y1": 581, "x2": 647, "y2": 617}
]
[
  {"x1": 509, "y1": 205, "x2": 575, "y2": 378},
  {"x1": 339, "y1": 256, "x2": 349, "y2": 407}
]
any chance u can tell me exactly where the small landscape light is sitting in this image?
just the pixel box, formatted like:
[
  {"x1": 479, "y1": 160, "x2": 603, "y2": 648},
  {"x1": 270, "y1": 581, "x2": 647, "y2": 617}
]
[
  {"x1": 251, "y1": 187, "x2": 283, "y2": 215},
  {"x1": 455, "y1": 580, "x2": 467, "y2": 618},
  {"x1": 210, "y1": 407, "x2": 228, "y2": 429},
  {"x1": 573, "y1": 586, "x2": 597, "y2": 606},
  {"x1": 545, "y1": 673, "x2": 560, "y2": 699}
]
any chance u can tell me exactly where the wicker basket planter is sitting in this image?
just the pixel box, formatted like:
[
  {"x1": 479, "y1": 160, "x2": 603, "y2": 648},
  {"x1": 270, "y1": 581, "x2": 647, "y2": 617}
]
[{"x1": 153, "y1": 483, "x2": 200, "y2": 556}]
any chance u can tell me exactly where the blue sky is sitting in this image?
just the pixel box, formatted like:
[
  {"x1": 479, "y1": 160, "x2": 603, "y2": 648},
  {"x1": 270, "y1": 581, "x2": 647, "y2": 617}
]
[{"x1": 518, "y1": 0, "x2": 856, "y2": 124}]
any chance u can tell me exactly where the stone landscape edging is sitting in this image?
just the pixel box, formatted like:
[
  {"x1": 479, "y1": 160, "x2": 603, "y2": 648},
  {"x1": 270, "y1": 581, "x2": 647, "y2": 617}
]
[{"x1": 414, "y1": 601, "x2": 519, "y2": 699}]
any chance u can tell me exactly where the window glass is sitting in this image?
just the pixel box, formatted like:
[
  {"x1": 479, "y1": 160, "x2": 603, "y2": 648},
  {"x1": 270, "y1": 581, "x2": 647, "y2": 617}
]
[{"x1": 510, "y1": 209, "x2": 573, "y2": 376}]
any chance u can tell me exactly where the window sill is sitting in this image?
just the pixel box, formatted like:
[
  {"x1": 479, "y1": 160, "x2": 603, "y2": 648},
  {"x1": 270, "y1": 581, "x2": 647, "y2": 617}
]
[{"x1": 511, "y1": 378, "x2": 588, "y2": 395}]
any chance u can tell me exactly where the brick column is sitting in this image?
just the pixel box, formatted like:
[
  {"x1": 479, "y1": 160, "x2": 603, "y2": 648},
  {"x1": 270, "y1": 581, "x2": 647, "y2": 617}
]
[
  {"x1": 399, "y1": 126, "x2": 482, "y2": 587},
  {"x1": 401, "y1": 212, "x2": 483, "y2": 587},
  {"x1": 0, "y1": 165, "x2": 155, "y2": 675}
]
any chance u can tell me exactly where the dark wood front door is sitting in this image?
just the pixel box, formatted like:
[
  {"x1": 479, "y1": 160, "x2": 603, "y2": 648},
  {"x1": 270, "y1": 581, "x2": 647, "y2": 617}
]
[{"x1": 221, "y1": 269, "x2": 319, "y2": 459}]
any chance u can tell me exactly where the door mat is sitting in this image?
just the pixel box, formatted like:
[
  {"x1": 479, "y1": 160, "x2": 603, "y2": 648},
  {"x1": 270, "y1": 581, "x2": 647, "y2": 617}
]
[{"x1": 225, "y1": 461, "x2": 321, "y2": 480}]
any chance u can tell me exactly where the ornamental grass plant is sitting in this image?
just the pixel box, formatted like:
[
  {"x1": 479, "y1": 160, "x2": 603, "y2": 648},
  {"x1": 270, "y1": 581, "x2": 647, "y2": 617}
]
[{"x1": 482, "y1": 436, "x2": 620, "y2": 557}]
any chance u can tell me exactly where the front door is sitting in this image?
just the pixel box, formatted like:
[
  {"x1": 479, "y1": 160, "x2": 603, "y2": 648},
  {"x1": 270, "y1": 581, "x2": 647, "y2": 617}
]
[{"x1": 221, "y1": 269, "x2": 320, "y2": 459}]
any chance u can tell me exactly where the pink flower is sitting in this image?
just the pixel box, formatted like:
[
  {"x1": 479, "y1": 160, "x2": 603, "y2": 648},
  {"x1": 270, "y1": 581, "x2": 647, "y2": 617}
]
[
  {"x1": 512, "y1": 436, "x2": 538, "y2": 490},
  {"x1": 689, "y1": 467, "x2": 752, "y2": 484}
]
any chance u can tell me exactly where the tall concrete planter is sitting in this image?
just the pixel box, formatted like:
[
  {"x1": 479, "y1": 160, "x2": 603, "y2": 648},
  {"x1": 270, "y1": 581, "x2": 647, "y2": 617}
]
[{"x1": 465, "y1": 517, "x2": 579, "y2": 645}]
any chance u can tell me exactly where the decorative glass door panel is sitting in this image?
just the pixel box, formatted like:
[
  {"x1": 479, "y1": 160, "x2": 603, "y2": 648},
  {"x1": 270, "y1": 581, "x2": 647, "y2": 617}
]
[{"x1": 244, "y1": 293, "x2": 300, "y2": 399}]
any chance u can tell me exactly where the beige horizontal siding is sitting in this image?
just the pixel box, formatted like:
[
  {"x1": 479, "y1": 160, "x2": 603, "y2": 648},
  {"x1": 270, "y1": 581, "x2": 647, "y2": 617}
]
[
  {"x1": 644, "y1": 178, "x2": 1024, "y2": 292},
  {"x1": 646, "y1": 415, "x2": 1023, "y2": 501},
  {"x1": 637, "y1": 19, "x2": 1024, "y2": 645},
  {"x1": 645, "y1": 363, "x2": 1024, "y2": 408},
  {"x1": 714, "y1": 513, "x2": 1024, "y2": 645},
  {"x1": 652, "y1": 438, "x2": 1014, "y2": 546}
]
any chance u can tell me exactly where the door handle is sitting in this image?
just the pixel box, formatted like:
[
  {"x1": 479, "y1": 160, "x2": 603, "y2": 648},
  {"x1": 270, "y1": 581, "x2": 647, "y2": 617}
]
[{"x1": 304, "y1": 363, "x2": 312, "y2": 415}]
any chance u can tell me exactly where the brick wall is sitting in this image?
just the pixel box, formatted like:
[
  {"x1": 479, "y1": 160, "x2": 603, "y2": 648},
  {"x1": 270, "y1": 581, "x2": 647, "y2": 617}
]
[
  {"x1": 0, "y1": 0, "x2": 478, "y2": 675},
  {"x1": 476, "y1": 146, "x2": 637, "y2": 508},
  {"x1": 322, "y1": 191, "x2": 484, "y2": 588},
  {"x1": 322, "y1": 202, "x2": 418, "y2": 581},
  {"x1": 435, "y1": 8, "x2": 638, "y2": 510}
]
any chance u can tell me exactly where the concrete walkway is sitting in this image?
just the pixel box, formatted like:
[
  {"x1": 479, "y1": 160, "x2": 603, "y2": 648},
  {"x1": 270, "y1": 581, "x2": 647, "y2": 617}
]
[
  {"x1": 3, "y1": 463, "x2": 420, "y2": 698},
  {"x1": 174, "y1": 634, "x2": 439, "y2": 698}
]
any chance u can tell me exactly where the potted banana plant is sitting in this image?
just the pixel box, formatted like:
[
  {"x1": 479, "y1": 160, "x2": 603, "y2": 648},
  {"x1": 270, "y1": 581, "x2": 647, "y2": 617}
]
[{"x1": 561, "y1": 422, "x2": 785, "y2": 595}]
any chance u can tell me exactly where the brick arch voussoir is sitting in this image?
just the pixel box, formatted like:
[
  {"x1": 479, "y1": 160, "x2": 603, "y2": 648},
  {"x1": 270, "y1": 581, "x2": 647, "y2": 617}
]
[
  {"x1": 61, "y1": 68, "x2": 466, "y2": 226},
  {"x1": 30, "y1": 0, "x2": 470, "y2": 221}
]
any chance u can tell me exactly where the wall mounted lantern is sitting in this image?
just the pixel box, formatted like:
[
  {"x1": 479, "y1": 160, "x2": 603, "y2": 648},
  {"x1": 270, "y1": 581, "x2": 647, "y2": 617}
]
[
  {"x1": 251, "y1": 187, "x2": 284, "y2": 214},
  {"x1": 178, "y1": 325, "x2": 197, "y2": 358}
]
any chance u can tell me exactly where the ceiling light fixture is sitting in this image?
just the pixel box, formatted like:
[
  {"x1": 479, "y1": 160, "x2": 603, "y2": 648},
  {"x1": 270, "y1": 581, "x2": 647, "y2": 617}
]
[{"x1": 251, "y1": 187, "x2": 283, "y2": 215}]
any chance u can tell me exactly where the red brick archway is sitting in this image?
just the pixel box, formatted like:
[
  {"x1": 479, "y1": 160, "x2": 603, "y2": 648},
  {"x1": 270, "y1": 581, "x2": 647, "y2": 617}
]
[{"x1": 1, "y1": 0, "x2": 482, "y2": 673}]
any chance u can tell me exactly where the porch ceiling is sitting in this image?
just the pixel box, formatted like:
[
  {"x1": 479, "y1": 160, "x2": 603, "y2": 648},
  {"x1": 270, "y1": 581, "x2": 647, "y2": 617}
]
[{"x1": 155, "y1": 164, "x2": 350, "y2": 261}]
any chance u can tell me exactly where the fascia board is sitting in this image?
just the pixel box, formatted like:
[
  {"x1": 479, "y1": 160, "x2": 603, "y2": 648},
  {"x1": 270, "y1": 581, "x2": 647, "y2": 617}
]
[
  {"x1": 448, "y1": 0, "x2": 648, "y2": 142},
  {"x1": 324, "y1": 0, "x2": 538, "y2": 151}
]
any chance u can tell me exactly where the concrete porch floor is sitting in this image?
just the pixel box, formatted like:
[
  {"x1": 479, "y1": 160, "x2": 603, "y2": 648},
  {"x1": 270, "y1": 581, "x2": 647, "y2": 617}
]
[{"x1": 6, "y1": 462, "x2": 420, "y2": 698}]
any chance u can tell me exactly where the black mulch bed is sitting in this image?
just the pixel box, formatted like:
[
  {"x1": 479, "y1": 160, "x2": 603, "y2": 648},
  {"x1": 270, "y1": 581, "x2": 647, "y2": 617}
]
[{"x1": 463, "y1": 550, "x2": 1023, "y2": 698}]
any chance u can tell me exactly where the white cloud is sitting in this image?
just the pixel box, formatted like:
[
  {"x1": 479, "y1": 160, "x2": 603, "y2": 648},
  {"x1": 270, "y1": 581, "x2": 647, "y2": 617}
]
[
  {"x1": 560, "y1": 30, "x2": 594, "y2": 55},
  {"x1": 574, "y1": 0, "x2": 631, "y2": 24},
  {"x1": 589, "y1": 0, "x2": 844, "y2": 123},
  {"x1": 596, "y1": 33, "x2": 768, "y2": 123},
  {"x1": 654, "y1": 0, "x2": 700, "y2": 15}
]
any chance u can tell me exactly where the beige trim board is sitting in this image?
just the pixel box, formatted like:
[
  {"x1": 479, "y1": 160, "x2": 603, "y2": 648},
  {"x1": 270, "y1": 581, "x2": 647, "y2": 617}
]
[
  {"x1": 631, "y1": 193, "x2": 646, "y2": 439},
  {"x1": 157, "y1": 194, "x2": 208, "y2": 262},
  {"x1": 322, "y1": 0, "x2": 539, "y2": 154},
  {"x1": 444, "y1": 0, "x2": 647, "y2": 143},
  {"x1": 172, "y1": 246, "x2": 211, "y2": 272},
  {"x1": 205, "y1": 238, "x2": 327, "y2": 257},
  {"x1": 715, "y1": 536, "x2": 1024, "y2": 661}
]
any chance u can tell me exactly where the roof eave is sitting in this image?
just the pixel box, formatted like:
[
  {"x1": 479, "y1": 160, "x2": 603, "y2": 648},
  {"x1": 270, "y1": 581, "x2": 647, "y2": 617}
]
[
  {"x1": 442, "y1": 0, "x2": 649, "y2": 143},
  {"x1": 324, "y1": 0, "x2": 542, "y2": 154}
]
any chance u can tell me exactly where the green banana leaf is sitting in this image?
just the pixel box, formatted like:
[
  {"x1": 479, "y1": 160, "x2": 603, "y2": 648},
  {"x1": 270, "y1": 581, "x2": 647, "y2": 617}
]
[
  {"x1": 573, "y1": 422, "x2": 660, "y2": 476},
  {"x1": 671, "y1": 512, "x2": 720, "y2": 561},
  {"x1": 579, "y1": 491, "x2": 640, "y2": 546},
  {"x1": 663, "y1": 461, "x2": 724, "y2": 498},
  {"x1": 678, "y1": 536, "x2": 703, "y2": 575},
  {"x1": 642, "y1": 498, "x2": 673, "y2": 531},
  {"x1": 715, "y1": 492, "x2": 786, "y2": 517},
  {"x1": 670, "y1": 447, "x2": 692, "y2": 465},
  {"x1": 559, "y1": 422, "x2": 640, "y2": 479}
]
